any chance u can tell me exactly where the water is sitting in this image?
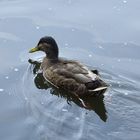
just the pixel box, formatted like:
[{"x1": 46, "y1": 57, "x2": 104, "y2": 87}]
[{"x1": 0, "y1": 0, "x2": 140, "y2": 140}]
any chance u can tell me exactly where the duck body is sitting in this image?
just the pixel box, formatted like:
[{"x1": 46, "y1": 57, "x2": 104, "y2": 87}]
[
  {"x1": 29, "y1": 36, "x2": 108, "y2": 97},
  {"x1": 41, "y1": 57, "x2": 108, "y2": 97}
]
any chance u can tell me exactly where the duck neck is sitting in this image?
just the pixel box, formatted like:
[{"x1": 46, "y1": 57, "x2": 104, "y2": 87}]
[
  {"x1": 46, "y1": 53, "x2": 58, "y2": 62},
  {"x1": 45, "y1": 44, "x2": 59, "y2": 61}
]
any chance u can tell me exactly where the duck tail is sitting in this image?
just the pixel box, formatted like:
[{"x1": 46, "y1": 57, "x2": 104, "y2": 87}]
[{"x1": 85, "y1": 79, "x2": 108, "y2": 94}]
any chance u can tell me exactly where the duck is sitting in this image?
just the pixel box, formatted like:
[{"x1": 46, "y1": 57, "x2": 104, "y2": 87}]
[{"x1": 29, "y1": 36, "x2": 108, "y2": 97}]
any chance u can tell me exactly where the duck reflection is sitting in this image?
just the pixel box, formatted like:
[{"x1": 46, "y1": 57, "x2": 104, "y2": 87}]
[{"x1": 28, "y1": 59, "x2": 107, "y2": 122}]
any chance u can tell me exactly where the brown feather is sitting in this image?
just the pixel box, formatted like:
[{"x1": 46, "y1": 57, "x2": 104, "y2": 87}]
[{"x1": 41, "y1": 58, "x2": 108, "y2": 96}]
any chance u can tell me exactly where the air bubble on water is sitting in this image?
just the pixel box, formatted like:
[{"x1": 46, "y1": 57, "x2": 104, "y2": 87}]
[
  {"x1": 124, "y1": 42, "x2": 127, "y2": 46},
  {"x1": 117, "y1": 81, "x2": 121, "y2": 87},
  {"x1": 124, "y1": 92, "x2": 128, "y2": 95},
  {"x1": 75, "y1": 117, "x2": 80, "y2": 120},
  {"x1": 117, "y1": 81, "x2": 120, "y2": 84},
  {"x1": 65, "y1": 43, "x2": 69, "y2": 46},
  {"x1": 98, "y1": 45, "x2": 103, "y2": 49},
  {"x1": 123, "y1": 0, "x2": 127, "y2": 4},
  {"x1": 14, "y1": 68, "x2": 19, "y2": 72},
  {"x1": 41, "y1": 102, "x2": 44, "y2": 105},
  {"x1": 62, "y1": 109, "x2": 68, "y2": 112},
  {"x1": 71, "y1": 28, "x2": 75, "y2": 32},
  {"x1": 0, "y1": 89, "x2": 4, "y2": 92},
  {"x1": 48, "y1": 7, "x2": 52, "y2": 11},
  {"x1": 64, "y1": 43, "x2": 69, "y2": 49},
  {"x1": 36, "y1": 26, "x2": 40, "y2": 30},
  {"x1": 24, "y1": 97, "x2": 28, "y2": 101},
  {"x1": 88, "y1": 54, "x2": 92, "y2": 58},
  {"x1": 117, "y1": 59, "x2": 121, "y2": 62},
  {"x1": 5, "y1": 76, "x2": 9, "y2": 79}
]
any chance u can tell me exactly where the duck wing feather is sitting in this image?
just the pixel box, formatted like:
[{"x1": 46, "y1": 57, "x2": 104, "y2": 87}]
[{"x1": 43, "y1": 60, "x2": 107, "y2": 94}]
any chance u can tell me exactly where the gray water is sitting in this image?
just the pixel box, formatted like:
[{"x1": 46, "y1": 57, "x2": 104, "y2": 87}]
[{"x1": 0, "y1": 0, "x2": 140, "y2": 140}]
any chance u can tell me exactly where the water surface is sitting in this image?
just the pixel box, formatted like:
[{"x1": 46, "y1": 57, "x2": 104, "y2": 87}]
[{"x1": 0, "y1": 0, "x2": 140, "y2": 140}]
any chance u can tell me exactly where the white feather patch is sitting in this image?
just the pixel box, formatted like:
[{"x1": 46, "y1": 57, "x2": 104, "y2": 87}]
[
  {"x1": 87, "y1": 71, "x2": 97, "y2": 80},
  {"x1": 89, "y1": 87, "x2": 108, "y2": 92}
]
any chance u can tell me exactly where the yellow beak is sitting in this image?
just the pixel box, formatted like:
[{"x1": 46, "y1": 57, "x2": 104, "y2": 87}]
[{"x1": 29, "y1": 47, "x2": 39, "y2": 53}]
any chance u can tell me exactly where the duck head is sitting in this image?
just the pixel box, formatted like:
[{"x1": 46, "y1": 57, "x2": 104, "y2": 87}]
[{"x1": 29, "y1": 36, "x2": 59, "y2": 59}]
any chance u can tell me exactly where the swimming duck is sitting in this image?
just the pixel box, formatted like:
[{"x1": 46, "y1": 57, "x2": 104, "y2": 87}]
[{"x1": 29, "y1": 36, "x2": 108, "y2": 97}]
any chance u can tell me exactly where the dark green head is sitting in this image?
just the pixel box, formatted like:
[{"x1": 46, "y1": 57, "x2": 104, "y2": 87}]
[{"x1": 29, "y1": 36, "x2": 59, "y2": 59}]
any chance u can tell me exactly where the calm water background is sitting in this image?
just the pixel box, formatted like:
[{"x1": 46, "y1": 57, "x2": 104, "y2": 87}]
[{"x1": 0, "y1": 0, "x2": 140, "y2": 140}]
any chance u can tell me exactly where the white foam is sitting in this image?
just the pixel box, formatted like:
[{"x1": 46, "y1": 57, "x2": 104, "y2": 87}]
[
  {"x1": 5, "y1": 76, "x2": 9, "y2": 79},
  {"x1": 14, "y1": 68, "x2": 19, "y2": 72},
  {"x1": 36, "y1": 26, "x2": 40, "y2": 29},
  {"x1": 0, "y1": 89, "x2": 4, "y2": 92},
  {"x1": 123, "y1": 0, "x2": 127, "y2": 4},
  {"x1": 124, "y1": 92, "x2": 128, "y2": 95},
  {"x1": 88, "y1": 54, "x2": 92, "y2": 57},
  {"x1": 62, "y1": 109, "x2": 68, "y2": 112},
  {"x1": 98, "y1": 45, "x2": 103, "y2": 49},
  {"x1": 75, "y1": 117, "x2": 80, "y2": 120}
]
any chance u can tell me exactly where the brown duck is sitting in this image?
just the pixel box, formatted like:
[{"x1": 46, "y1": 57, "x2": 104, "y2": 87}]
[{"x1": 29, "y1": 36, "x2": 108, "y2": 97}]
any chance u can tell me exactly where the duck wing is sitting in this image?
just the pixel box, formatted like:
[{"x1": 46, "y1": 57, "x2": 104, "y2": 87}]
[
  {"x1": 43, "y1": 60, "x2": 107, "y2": 94},
  {"x1": 60, "y1": 61, "x2": 97, "y2": 83}
]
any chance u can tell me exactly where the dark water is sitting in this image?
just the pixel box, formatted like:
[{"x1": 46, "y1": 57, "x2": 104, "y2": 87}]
[{"x1": 0, "y1": 0, "x2": 140, "y2": 140}]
